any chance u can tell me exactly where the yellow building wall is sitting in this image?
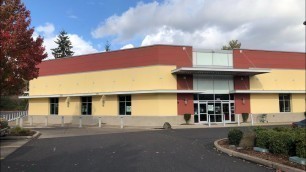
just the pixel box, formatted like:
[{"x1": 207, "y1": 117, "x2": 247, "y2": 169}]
[
  {"x1": 92, "y1": 95, "x2": 118, "y2": 116},
  {"x1": 292, "y1": 94, "x2": 306, "y2": 112},
  {"x1": 29, "y1": 65, "x2": 177, "y2": 96},
  {"x1": 132, "y1": 94, "x2": 177, "y2": 116},
  {"x1": 251, "y1": 94, "x2": 279, "y2": 113},
  {"x1": 251, "y1": 93, "x2": 305, "y2": 113},
  {"x1": 250, "y1": 69, "x2": 305, "y2": 90},
  {"x1": 28, "y1": 98, "x2": 49, "y2": 115},
  {"x1": 59, "y1": 97, "x2": 81, "y2": 115}
]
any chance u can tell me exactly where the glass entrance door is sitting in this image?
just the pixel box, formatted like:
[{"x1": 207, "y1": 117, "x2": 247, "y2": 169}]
[
  {"x1": 199, "y1": 103, "x2": 208, "y2": 123},
  {"x1": 222, "y1": 102, "x2": 231, "y2": 122}
]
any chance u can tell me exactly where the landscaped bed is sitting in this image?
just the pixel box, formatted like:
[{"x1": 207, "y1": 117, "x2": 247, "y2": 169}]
[
  {"x1": 218, "y1": 139, "x2": 306, "y2": 170},
  {"x1": 217, "y1": 126, "x2": 306, "y2": 171}
]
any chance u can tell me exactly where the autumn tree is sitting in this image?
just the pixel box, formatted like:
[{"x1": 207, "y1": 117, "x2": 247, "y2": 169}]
[
  {"x1": 51, "y1": 30, "x2": 74, "y2": 58},
  {"x1": 0, "y1": 0, "x2": 47, "y2": 99},
  {"x1": 222, "y1": 40, "x2": 241, "y2": 50}
]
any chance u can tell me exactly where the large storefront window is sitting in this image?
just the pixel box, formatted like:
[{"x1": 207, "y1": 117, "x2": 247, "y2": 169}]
[
  {"x1": 50, "y1": 98, "x2": 59, "y2": 115},
  {"x1": 81, "y1": 97, "x2": 92, "y2": 115},
  {"x1": 194, "y1": 94, "x2": 235, "y2": 123},
  {"x1": 279, "y1": 94, "x2": 291, "y2": 112},
  {"x1": 119, "y1": 95, "x2": 131, "y2": 115}
]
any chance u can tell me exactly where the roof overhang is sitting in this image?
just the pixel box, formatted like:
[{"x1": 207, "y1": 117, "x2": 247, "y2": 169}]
[
  {"x1": 19, "y1": 89, "x2": 205, "y2": 99},
  {"x1": 172, "y1": 67, "x2": 270, "y2": 76},
  {"x1": 231, "y1": 90, "x2": 306, "y2": 94}
]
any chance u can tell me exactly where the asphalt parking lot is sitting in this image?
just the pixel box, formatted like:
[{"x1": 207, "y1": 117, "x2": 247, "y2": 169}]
[{"x1": 0, "y1": 127, "x2": 272, "y2": 172}]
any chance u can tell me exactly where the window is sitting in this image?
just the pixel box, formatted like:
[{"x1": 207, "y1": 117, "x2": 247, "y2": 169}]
[
  {"x1": 279, "y1": 94, "x2": 291, "y2": 112},
  {"x1": 50, "y1": 98, "x2": 59, "y2": 115},
  {"x1": 119, "y1": 95, "x2": 131, "y2": 115},
  {"x1": 81, "y1": 97, "x2": 92, "y2": 115}
]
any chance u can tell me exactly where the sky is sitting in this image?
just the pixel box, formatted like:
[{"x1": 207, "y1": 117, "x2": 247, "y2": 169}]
[{"x1": 23, "y1": 0, "x2": 305, "y2": 59}]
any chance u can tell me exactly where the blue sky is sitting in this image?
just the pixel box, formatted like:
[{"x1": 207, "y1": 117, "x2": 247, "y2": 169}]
[{"x1": 22, "y1": 0, "x2": 305, "y2": 59}]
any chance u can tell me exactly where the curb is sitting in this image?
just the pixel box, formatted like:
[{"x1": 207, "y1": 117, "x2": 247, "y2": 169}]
[
  {"x1": 0, "y1": 131, "x2": 41, "y2": 140},
  {"x1": 214, "y1": 138, "x2": 305, "y2": 172}
]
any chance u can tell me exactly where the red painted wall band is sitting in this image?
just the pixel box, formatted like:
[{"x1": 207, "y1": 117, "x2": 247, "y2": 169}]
[{"x1": 233, "y1": 49, "x2": 305, "y2": 69}]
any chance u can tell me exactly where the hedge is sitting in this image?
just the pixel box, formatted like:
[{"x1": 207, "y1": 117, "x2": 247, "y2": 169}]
[{"x1": 254, "y1": 127, "x2": 306, "y2": 157}]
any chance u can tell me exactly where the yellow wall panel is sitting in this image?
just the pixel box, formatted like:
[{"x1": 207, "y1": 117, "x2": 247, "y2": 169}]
[
  {"x1": 132, "y1": 94, "x2": 177, "y2": 116},
  {"x1": 28, "y1": 98, "x2": 49, "y2": 115},
  {"x1": 29, "y1": 65, "x2": 177, "y2": 96},
  {"x1": 92, "y1": 95, "x2": 118, "y2": 116},
  {"x1": 292, "y1": 94, "x2": 306, "y2": 112},
  {"x1": 59, "y1": 97, "x2": 80, "y2": 115},
  {"x1": 250, "y1": 94, "x2": 279, "y2": 113},
  {"x1": 250, "y1": 69, "x2": 305, "y2": 90}
]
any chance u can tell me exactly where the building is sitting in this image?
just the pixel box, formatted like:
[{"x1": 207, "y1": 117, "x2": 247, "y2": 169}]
[{"x1": 20, "y1": 45, "x2": 306, "y2": 126}]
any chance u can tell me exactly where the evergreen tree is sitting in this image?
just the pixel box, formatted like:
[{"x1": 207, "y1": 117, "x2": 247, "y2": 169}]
[
  {"x1": 51, "y1": 30, "x2": 74, "y2": 58},
  {"x1": 222, "y1": 40, "x2": 241, "y2": 50},
  {"x1": 105, "y1": 40, "x2": 111, "y2": 52}
]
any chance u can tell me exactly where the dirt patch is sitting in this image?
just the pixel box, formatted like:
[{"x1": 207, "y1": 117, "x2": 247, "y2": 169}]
[{"x1": 218, "y1": 139, "x2": 306, "y2": 171}]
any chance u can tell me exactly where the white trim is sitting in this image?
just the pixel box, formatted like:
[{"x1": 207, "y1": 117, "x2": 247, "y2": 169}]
[
  {"x1": 172, "y1": 67, "x2": 271, "y2": 75},
  {"x1": 19, "y1": 89, "x2": 206, "y2": 99},
  {"x1": 231, "y1": 90, "x2": 306, "y2": 94}
]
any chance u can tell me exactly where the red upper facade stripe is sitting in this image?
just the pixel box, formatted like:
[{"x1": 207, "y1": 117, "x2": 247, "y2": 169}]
[
  {"x1": 38, "y1": 45, "x2": 193, "y2": 76},
  {"x1": 233, "y1": 49, "x2": 305, "y2": 69}
]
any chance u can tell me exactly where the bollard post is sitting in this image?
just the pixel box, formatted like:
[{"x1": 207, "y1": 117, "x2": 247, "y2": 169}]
[
  {"x1": 120, "y1": 116, "x2": 123, "y2": 129},
  {"x1": 223, "y1": 114, "x2": 225, "y2": 126},
  {"x1": 16, "y1": 117, "x2": 19, "y2": 126},
  {"x1": 30, "y1": 116, "x2": 33, "y2": 126},
  {"x1": 208, "y1": 115, "x2": 211, "y2": 127},
  {"x1": 79, "y1": 116, "x2": 82, "y2": 128},
  {"x1": 251, "y1": 113, "x2": 254, "y2": 126},
  {"x1": 237, "y1": 114, "x2": 240, "y2": 126},
  {"x1": 98, "y1": 117, "x2": 102, "y2": 128},
  {"x1": 45, "y1": 116, "x2": 48, "y2": 127},
  {"x1": 61, "y1": 116, "x2": 64, "y2": 127},
  {"x1": 20, "y1": 117, "x2": 23, "y2": 127}
]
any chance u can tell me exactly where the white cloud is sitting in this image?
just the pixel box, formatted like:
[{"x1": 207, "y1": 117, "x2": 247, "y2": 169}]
[
  {"x1": 35, "y1": 23, "x2": 98, "y2": 60},
  {"x1": 92, "y1": 0, "x2": 305, "y2": 51},
  {"x1": 120, "y1": 44, "x2": 134, "y2": 49}
]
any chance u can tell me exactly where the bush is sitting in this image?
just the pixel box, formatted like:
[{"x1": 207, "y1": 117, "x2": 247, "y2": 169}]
[
  {"x1": 255, "y1": 129, "x2": 274, "y2": 149},
  {"x1": 242, "y1": 113, "x2": 249, "y2": 122},
  {"x1": 10, "y1": 126, "x2": 32, "y2": 136},
  {"x1": 184, "y1": 114, "x2": 191, "y2": 124},
  {"x1": 296, "y1": 139, "x2": 306, "y2": 158},
  {"x1": 273, "y1": 126, "x2": 292, "y2": 132},
  {"x1": 268, "y1": 132, "x2": 295, "y2": 156},
  {"x1": 228, "y1": 129, "x2": 243, "y2": 146},
  {"x1": 0, "y1": 118, "x2": 9, "y2": 129}
]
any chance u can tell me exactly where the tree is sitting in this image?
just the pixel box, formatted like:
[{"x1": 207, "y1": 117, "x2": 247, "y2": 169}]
[
  {"x1": 222, "y1": 40, "x2": 241, "y2": 50},
  {"x1": 51, "y1": 30, "x2": 74, "y2": 58},
  {"x1": 0, "y1": 0, "x2": 47, "y2": 98},
  {"x1": 104, "y1": 40, "x2": 111, "y2": 52}
]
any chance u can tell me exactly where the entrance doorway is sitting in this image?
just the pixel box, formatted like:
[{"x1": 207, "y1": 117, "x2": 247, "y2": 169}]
[
  {"x1": 194, "y1": 94, "x2": 235, "y2": 124},
  {"x1": 194, "y1": 103, "x2": 208, "y2": 123}
]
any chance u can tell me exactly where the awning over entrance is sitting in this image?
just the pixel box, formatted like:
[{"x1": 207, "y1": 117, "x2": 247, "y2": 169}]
[{"x1": 172, "y1": 67, "x2": 270, "y2": 76}]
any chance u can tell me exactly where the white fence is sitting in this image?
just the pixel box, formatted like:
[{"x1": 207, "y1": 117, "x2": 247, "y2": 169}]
[{"x1": 0, "y1": 111, "x2": 28, "y2": 121}]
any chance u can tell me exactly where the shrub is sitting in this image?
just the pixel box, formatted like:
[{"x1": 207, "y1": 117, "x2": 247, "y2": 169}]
[
  {"x1": 273, "y1": 126, "x2": 292, "y2": 132},
  {"x1": 0, "y1": 118, "x2": 9, "y2": 129},
  {"x1": 228, "y1": 129, "x2": 243, "y2": 146},
  {"x1": 296, "y1": 139, "x2": 306, "y2": 158},
  {"x1": 253, "y1": 126, "x2": 267, "y2": 133},
  {"x1": 255, "y1": 129, "x2": 275, "y2": 149},
  {"x1": 184, "y1": 114, "x2": 191, "y2": 124},
  {"x1": 268, "y1": 132, "x2": 295, "y2": 156},
  {"x1": 10, "y1": 126, "x2": 32, "y2": 136},
  {"x1": 242, "y1": 113, "x2": 249, "y2": 122}
]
